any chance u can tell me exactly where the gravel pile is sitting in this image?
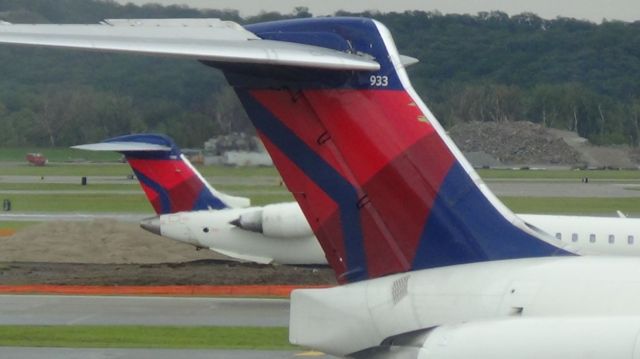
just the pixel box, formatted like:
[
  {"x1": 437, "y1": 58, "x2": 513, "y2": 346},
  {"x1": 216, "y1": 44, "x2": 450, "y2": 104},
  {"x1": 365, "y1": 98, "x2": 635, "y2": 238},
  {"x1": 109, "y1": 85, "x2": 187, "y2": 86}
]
[
  {"x1": 0, "y1": 220, "x2": 335, "y2": 285},
  {"x1": 0, "y1": 220, "x2": 224, "y2": 264},
  {"x1": 448, "y1": 121, "x2": 583, "y2": 165}
]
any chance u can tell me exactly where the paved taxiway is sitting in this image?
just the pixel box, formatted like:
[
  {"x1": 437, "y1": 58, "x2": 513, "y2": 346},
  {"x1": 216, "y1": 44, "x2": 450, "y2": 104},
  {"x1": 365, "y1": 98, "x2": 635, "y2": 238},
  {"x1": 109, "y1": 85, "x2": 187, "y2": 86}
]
[
  {"x1": 0, "y1": 175, "x2": 281, "y2": 186},
  {"x1": 2, "y1": 180, "x2": 639, "y2": 224},
  {"x1": 0, "y1": 212, "x2": 148, "y2": 222},
  {"x1": 2, "y1": 175, "x2": 640, "y2": 198},
  {"x1": 0, "y1": 295, "x2": 289, "y2": 326},
  {"x1": 2, "y1": 181, "x2": 639, "y2": 223},
  {"x1": 0, "y1": 295, "x2": 336, "y2": 358}
]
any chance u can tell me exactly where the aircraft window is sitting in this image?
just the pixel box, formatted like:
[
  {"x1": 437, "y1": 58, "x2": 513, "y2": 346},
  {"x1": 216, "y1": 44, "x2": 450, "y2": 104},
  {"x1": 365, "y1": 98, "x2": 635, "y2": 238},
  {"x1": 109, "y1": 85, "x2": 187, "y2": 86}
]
[
  {"x1": 203, "y1": 227, "x2": 209, "y2": 233},
  {"x1": 589, "y1": 234, "x2": 596, "y2": 243},
  {"x1": 555, "y1": 233, "x2": 562, "y2": 240},
  {"x1": 629, "y1": 235, "x2": 635, "y2": 245},
  {"x1": 609, "y1": 235, "x2": 615, "y2": 244},
  {"x1": 572, "y1": 233, "x2": 578, "y2": 242}
]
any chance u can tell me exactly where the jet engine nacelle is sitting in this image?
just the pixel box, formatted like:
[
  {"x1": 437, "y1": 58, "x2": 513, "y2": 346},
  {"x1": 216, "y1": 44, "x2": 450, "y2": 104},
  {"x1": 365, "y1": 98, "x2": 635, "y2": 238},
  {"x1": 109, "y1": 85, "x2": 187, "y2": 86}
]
[{"x1": 234, "y1": 202, "x2": 313, "y2": 239}]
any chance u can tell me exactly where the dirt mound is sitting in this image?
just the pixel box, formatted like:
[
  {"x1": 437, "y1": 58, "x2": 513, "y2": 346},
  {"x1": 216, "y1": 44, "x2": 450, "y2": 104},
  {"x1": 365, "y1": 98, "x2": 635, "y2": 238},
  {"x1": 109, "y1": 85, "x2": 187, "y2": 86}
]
[
  {"x1": 0, "y1": 220, "x2": 335, "y2": 286},
  {"x1": 448, "y1": 121, "x2": 583, "y2": 166},
  {"x1": 0, "y1": 261, "x2": 336, "y2": 286},
  {"x1": 0, "y1": 220, "x2": 225, "y2": 264},
  {"x1": 550, "y1": 128, "x2": 638, "y2": 169}
]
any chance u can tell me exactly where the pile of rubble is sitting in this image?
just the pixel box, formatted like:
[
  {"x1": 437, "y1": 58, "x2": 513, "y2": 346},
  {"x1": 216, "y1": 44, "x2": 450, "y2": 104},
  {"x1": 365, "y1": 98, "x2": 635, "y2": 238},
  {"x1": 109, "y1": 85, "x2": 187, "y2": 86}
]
[
  {"x1": 448, "y1": 121, "x2": 583, "y2": 166},
  {"x1": 204, "y1": 132, "x2": 272, "y2": 166}
]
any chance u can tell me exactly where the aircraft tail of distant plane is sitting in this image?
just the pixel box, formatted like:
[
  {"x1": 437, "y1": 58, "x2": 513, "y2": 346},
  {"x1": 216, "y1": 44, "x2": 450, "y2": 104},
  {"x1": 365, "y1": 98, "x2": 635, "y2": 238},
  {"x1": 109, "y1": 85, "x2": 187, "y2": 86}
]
[
  {"x1": 0, "y1": 16, "x2": 571, "y2": 284},
  {"x1": 73, "y1": 134, "x2": 250, "y2": 214}
]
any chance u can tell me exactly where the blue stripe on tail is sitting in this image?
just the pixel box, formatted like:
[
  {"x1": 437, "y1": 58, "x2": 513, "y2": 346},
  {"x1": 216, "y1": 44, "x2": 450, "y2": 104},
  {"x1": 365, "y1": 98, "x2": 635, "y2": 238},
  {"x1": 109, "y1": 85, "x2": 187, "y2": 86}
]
[{"x1": 413, "y1": 163, "x2": 571, "y2": 269}]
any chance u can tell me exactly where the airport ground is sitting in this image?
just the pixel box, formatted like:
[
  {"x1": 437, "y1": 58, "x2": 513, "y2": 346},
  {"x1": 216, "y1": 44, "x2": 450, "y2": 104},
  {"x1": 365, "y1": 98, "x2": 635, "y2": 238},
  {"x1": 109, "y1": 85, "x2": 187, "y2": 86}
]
[
  {"x1": 0, "y1": 157, "x2": 639, "y2": 357},
  {"x1": 1, "y1": 161, "x2": 639, "y2": 287},
  {"x1": 0, "y1": 294, "x2": 332, "y2": 358}
]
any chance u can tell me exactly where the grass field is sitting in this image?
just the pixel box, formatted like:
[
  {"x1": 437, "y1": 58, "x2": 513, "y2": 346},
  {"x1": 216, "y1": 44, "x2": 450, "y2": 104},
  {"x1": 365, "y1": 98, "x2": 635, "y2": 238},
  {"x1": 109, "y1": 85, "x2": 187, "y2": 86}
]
[
  {"x1": 502, "y1": 197, "x2": 640, "y2": 215},
  {"x1": 0, "y1": 161, "x2": 638, "y2": 215},
  {"x1": 0, "y1": 182, "x2": 288, "y2": 195},
  {"x1": 0, "y1": 192, "x2": 293, "y2": 213},
  {"x1": 1, "y1": 193, "x2": 154, "y2": 213},
  {"x1": 0, "y1": 326, "x2": 294, "y2": 350},
  {"x1": 0, "y1": 162, "x2": 282, "y2": 178},
  {"x1": 478, "y1": 168, "x2": 640, "y2": 181},
  {"x1": 0, "y1": 148, "x2": 120, "y2": 162},
  {"x1": 0, "y1": 183, "x2": 141, "y2": 191},
  {"x1": 4, "y1": 162, "x2": 639, "y2": 181},
  {"x1": 0, "y1": 222, "x2": 39, "y2": 231},
  {"x1": 0, "y1": 193, "x2": 635, "y2": 216},
  {"x1": 0, "y1": 163, "x2": 134, "y2": 177}
]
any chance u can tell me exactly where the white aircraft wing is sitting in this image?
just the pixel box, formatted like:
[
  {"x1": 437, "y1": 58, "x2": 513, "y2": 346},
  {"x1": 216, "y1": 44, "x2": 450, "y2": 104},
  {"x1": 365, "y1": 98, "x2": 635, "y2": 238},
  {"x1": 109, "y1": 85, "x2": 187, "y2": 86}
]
[{"x1": 0, "y1": 18, "x2": 380, "y2": 71}]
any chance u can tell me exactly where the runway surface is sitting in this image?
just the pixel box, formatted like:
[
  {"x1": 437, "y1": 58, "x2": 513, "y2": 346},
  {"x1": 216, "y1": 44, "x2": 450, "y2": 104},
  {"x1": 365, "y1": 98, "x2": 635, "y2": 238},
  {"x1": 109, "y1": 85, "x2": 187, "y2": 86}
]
[
  {"x1": 0, "y1": 347, "x2": 335, "y2": 358},
  {"x1": 0, "y1": 212, "x2": 148, "y2": 222},
  {"x1": 0, "y1": 175, "x2": 136, "y2": 185},
  {"x1": 0, "y1": 295, "x2": 289, "y2": 326},
  {"x1": 2, "y1": 181, "x2": 639, "y2": 224},
  {"x1": 0, "y1": 295, "x2": 336, "y2": 358},
  {"x1": 2, "y1": 175, "x2": 639, "y2": 198},
  {"x1": 0, "y1": 175, "x2": 281, "y2": 186}
]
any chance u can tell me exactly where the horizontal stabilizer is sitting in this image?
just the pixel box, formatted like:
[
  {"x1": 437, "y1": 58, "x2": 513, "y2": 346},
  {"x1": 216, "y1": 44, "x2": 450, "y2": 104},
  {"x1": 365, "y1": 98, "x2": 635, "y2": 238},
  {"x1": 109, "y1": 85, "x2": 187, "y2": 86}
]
[
  {"x1": 0, "y1": 18, "x2": 380, "y2": 71},
  {"x1": 72, "y1": 142, "x2": 171, "y2": 152}
]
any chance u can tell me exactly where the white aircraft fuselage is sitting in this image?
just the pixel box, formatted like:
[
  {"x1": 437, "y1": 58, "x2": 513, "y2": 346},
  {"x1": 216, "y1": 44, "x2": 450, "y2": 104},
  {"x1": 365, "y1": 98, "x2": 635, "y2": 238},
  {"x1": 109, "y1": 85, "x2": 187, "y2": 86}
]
[
  {"x1": 152, "y1": 208, "x2": 325, "y2": 264},
  {"x1": 521, "y1": 214, "x2": 640, "y2": 256},
  {"x1": 147, "y1": 206, "x2": 640, "y2": 264},
  {"x1": 291, "y1": 256, "x2": 640, "y2": 357}
]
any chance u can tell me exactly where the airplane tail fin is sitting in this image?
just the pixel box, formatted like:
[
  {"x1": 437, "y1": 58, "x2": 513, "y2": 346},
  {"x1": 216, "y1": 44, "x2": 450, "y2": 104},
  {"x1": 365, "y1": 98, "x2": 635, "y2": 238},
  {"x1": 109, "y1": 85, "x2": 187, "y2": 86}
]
[
  {"x1": 73, "y1": 133, "x2": 250, "y2": 214},
  {"x1": 211, "y1": 17, "x2": 570, "y2": 283}
]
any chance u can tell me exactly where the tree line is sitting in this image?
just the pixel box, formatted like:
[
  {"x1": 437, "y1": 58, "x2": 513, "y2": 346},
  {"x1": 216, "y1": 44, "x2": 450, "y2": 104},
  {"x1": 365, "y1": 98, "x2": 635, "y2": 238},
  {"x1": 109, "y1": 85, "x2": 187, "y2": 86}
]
[{"x1": 0, "y1": 1, "x2": 639, "y2": 147}]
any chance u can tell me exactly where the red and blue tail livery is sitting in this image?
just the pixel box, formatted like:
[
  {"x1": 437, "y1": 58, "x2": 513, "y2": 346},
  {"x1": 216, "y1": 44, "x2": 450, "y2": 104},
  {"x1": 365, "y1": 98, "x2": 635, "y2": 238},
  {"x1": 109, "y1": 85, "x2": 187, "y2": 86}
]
[
  {"x1": 52, "y1": 17, "x2": 573, "y2": 284},
  {"x1": 208, "y1": 18, "x2": 571, "y2": 283},
  {"x1": 73, "y1": 134, "x2": 249, "y2": 214}
]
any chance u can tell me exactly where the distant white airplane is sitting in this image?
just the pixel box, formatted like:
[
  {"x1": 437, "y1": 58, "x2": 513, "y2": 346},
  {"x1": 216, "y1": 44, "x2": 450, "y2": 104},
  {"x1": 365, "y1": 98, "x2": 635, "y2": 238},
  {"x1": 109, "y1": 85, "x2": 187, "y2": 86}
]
[
  {"x1": 73, "y1": 133, "x2": 326, "y2": 265},
  {"x1": 6, "y1": 16, "x2": 640, "y2": 359},
  {"x1": 76, "y1": 133, "x2": 640, "y2": 264}
]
